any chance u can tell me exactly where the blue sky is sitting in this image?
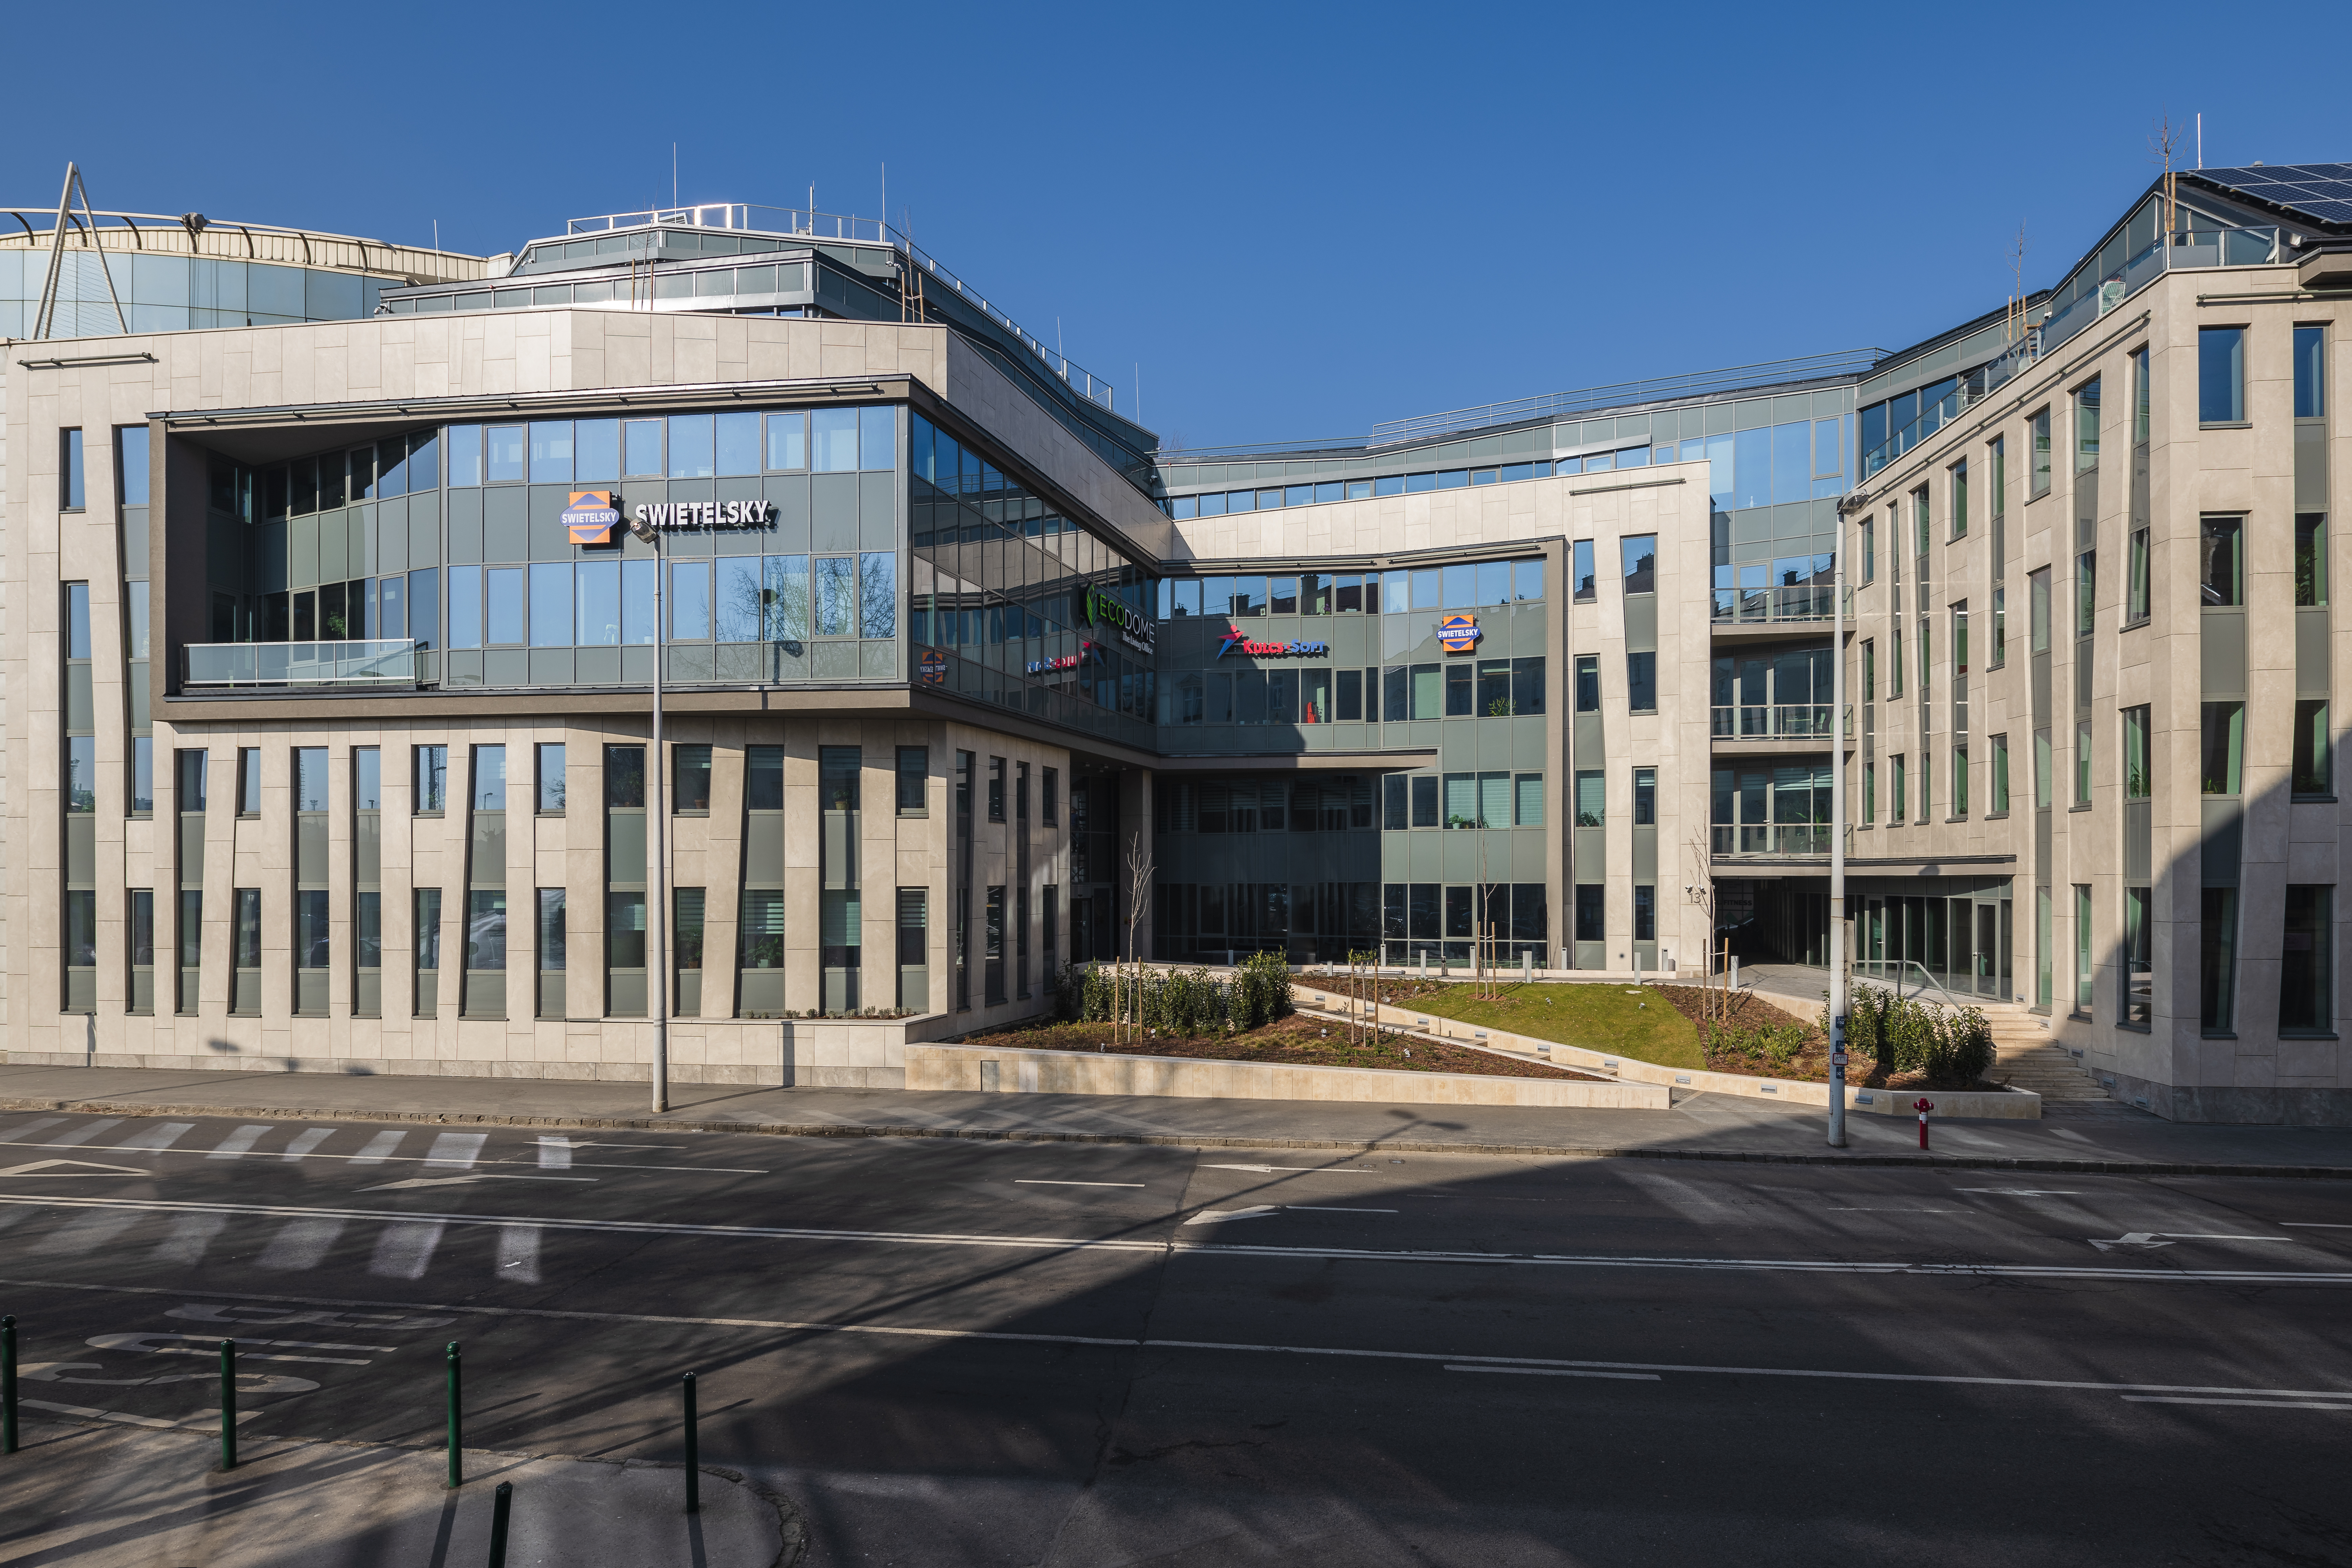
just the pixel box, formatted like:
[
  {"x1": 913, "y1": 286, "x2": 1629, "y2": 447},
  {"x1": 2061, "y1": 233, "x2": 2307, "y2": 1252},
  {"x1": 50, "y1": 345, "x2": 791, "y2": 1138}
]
[{"x1": 10, "y1": 0, "x2": 2350, "y2": 449}]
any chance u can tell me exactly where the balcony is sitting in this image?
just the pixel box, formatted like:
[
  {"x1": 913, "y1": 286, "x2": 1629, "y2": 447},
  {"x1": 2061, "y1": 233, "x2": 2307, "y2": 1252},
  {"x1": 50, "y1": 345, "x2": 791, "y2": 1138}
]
[
  {"x1": 1712, "y1": 823, "x2": 1831, "y2": 858},
  {"x1": 1712, "y1": 582, "x2": 1837, "y2": 626},
  {"x1": 184, "y1": 640, "x2": 424, "y2": 689},
  {"x1": 1711, "y1": 705, "x2": 1851, "y2": 743}
]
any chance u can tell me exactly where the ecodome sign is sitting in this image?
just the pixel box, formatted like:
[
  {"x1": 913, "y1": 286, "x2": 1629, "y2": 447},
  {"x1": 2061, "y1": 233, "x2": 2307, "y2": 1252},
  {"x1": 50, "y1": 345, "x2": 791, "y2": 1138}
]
[{"x1": 1078, "y1": 586, "x2": 1156, "y2": 655}]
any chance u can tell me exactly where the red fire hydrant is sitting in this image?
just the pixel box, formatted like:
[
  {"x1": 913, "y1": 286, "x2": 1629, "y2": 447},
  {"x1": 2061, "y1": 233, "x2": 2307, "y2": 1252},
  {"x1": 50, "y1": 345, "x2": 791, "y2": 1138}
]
[{"x1": 1914, "y1": 1097, "x2": 1935, "y2": 1150}]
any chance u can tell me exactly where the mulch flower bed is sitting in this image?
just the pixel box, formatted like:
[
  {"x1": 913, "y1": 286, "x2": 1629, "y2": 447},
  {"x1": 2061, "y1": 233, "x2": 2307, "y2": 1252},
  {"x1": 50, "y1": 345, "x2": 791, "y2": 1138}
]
[
  {"x1": 1652, "y1": 986, "x2": 1998, "y2": 1091},
  {"x1": 958, "y1": 1014, "x2": 1605, "y2": 1081}
]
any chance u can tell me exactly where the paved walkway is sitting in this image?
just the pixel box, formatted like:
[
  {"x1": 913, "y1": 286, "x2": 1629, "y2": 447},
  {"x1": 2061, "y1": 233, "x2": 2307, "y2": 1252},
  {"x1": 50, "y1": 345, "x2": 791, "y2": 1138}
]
[
  {"x1": 4, "y1": 1061, "x2": 2351, "y2": 1175},
  {"x1": 0, "y1": 1417, "x2": 795, "y2": 1567}
]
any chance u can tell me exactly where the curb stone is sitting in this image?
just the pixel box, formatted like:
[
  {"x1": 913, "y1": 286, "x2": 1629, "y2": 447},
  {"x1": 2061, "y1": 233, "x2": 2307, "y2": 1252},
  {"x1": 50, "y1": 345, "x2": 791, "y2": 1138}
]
[{"x1": 3, "y1": 1094, "x2": 2348, "y2": 1180}]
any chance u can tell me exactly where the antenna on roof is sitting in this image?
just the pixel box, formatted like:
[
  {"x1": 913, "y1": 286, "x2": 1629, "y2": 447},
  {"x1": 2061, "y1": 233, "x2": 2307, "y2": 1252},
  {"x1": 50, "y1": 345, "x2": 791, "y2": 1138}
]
[
  {"x1": 2152, "y1": 111, "x2": 2184, "y2": 242},
  {"x1": 2196, "y1": 112, "x2": 2203, "y2": 169},
  {"x1": 32, "y1": 163, "x2": 127, "y2": 340}
]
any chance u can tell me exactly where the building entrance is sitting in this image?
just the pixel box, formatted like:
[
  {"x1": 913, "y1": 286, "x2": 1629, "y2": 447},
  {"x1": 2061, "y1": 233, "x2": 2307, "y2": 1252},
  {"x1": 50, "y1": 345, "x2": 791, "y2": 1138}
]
[{"x1": 1858, "y1": 889, "x2": 2013, "y2": 1000}]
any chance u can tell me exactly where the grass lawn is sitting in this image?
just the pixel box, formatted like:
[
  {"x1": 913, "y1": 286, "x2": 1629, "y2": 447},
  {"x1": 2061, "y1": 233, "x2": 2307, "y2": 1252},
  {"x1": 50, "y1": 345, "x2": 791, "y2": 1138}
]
[{"x1": 1370, "y1": 980, "x2": 1706, "y2": 1072}]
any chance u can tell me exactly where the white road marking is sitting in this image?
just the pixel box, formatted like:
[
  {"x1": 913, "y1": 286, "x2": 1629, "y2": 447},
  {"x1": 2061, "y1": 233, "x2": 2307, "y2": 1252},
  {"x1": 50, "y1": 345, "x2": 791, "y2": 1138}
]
[
  {"x1": 1202, "y1": 1164, "x2": 1378, "y2": 1175},
  {"x1": 423, "y1": 1132, "x2": 487, "y2": 1169},
  {"x1": 351, "y1": 1132, "x2": 407, "y2": 1165},
  {"x1": 1015, "y1": 1180, "x2": 1145, "y2": 1188},
  {"x1": 256, "y1": 1217, "x2": 345, "y2": 1272},
  {"x1": 369, "y1": 1220, "x2": 446, "y2": 1280},
  {"x1": 153, "y1": 1212, "x2": 226, "y2": 1264},
  {"x1": 2281, "y1": 1222, "x2": 2352, "y2": 1229},
  {"x1": 8, "y1": 1194, "x2": 2352, "y2": 1285},
  {"x1": 19, "y1": 1273, "x2": 2352, "y2": 1407},
  {"x1": 45, "y1": 1119, "x2": 125, "y2": 1148},
  {"x1": 0, "y1": 1159, "x2": 150, "y2": 1177},
  {"x1": 87, "y1": 1331, "x2": 388, "y2": 1363},
  {"x1": 355, "y1": 1175, "x2": 594, "y2": 1192},
  {"x1": 1185, "y1": 1207, "x2": 1280, "y2": 1225},
  {"x1": 280, "y1": 1129, "x2": 337, "y2": 1161},
  {"x1": 1447, "y1": 1364, "x2": 1659, "y2": 1381},
  {"x1": 2120, "y1": 1395, "x2": 2352, "y2": 1411},
  {"x1": 0, "y1": 1119, "x2": 68, "y2": 1144},
  {"x1": 0, "y1": 1131, "x2": 759, "y2": 1176},
  {"x1": 114, "y1": 1123, "x2": 195, "y2": 1152},
  {"x1": 1286, "y1": 1206, "x2": 1398, "y2": 1214},
  {"x1": 496, "y1": 1225, "x2": 542, "y2": 1283},
  {"x1": 2091, "y1": 1232, "x2": 2301, "y2": 1251},
  {"x1": 536, "y1": 1137, "x2": 573, "y2": 1170},
  {"x1": 1953, "y1": 1189, "x2": 2080, "y2": 1196},
  {"x1": 28, "y1": 1209, "x2": 141, "y2": 1255},
  {"x1": 206, "y1": 1126, "x2": 272, "y2": 1160},
  {"x1": 1830, "y1": 1208, "x2": 1961, "y2": 1213}
]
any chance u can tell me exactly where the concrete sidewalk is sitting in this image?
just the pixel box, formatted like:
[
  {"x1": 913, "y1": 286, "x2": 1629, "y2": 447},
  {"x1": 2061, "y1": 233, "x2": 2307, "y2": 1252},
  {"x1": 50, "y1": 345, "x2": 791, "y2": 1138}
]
[
  {"x1": 0, "y1": 1417, "x2": 797, "y2": 1567},
  {"x1": 5, "y1": 1061, "x2": 2352, "y2": 1175}
]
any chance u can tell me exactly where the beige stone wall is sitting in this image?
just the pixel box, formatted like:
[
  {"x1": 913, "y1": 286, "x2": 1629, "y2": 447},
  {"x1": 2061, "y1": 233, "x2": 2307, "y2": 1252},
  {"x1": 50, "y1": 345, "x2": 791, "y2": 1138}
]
[{"x1": 1843, "y1": 256, "x2": 2352, "y2": 1113}]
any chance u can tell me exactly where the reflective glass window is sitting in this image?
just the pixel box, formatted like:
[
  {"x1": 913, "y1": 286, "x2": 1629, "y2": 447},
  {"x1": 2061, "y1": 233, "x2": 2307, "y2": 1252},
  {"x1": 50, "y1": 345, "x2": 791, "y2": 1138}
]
[
  {"x1": 715, "y1": 412, "x2": 761, "y2": 476},
  {"x1": 861, "y1": 406, "x2": 895, "y2": 470},
  {"x1": 766, "y1": 412, "x2": 807, "y2": 470},
  {"x1": 813, "y1": 408, "x2": 859, "y2": 471},
  {"x1": 530, "y1": 564, "x2": 571, "y2": 646},
  {"x1": 671, "y1": 561, "x2": 712, "y2": 640},
  {"x1": 448, "y1": 425, "x2": 482, "y2": 486},
  {"x1": 575, "y1": 419, "x2": 619, "y2": 482},
  {"x1": 668, "y1": 415, "x2": 715, "y2": 478},
  {"x1": 623, "y1": 419, "x2": 663, "y2": 477},
  {"x1": 485, "y1": 425, "x2": 524, "y2": 483},
  {"x1": 529, "y1": 421, "x2": 573, "y2": 483}
]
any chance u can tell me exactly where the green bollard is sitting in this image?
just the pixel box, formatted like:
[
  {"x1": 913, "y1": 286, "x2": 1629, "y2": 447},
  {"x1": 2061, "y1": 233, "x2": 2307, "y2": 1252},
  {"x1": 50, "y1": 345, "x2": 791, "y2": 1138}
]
[
  {"x1": 220, "y1": 1340, "x2": 237, "y2": 1470},
  {"x1": 486, "y1": 1479, "x2": 513, "y2": 1567},
  {"x1": 3, "y1": 1314, "x2": 19, "y2": 1455},
  {"x1": 446, "y1": 1342, "x2": 463, "y2": 1488},
  {"x1": 681, "y1": 1372, "x2": 700, "y2": 1514}
]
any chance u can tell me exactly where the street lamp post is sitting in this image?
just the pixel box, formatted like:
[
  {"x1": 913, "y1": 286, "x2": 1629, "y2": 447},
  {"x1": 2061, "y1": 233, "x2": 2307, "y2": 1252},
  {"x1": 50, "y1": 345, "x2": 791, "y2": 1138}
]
[
  {"x1": 1828, "y1": 557, "x2": 1848, "y2": 1149},
  {"x1": 631, "y1": 514, "x2": 670, "y2": 1113}
]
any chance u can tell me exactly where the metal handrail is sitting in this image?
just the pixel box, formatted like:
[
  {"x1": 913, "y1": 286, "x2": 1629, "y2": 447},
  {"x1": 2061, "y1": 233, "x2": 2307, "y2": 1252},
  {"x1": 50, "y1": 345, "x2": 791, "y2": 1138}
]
[
  {"x1": 1852, "y1": 958, "x2": 1969, "y2": 1008},
  {"x1": 1366, "y1": 349, "x2": 1887, "y2": 446}
]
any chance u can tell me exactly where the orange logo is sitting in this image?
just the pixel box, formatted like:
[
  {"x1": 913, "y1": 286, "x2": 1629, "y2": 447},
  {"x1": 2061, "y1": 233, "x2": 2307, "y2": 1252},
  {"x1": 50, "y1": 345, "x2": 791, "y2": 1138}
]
[{"x1": 563, "y1": 491, "x2": 622, "y2": 545}]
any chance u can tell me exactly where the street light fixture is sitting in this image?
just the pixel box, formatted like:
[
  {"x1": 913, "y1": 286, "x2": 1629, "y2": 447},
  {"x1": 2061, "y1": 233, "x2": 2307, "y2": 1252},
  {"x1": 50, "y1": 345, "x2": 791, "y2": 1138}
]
[{"x1": 629, "y1": 510, "x2": 670, "y2": 1113}]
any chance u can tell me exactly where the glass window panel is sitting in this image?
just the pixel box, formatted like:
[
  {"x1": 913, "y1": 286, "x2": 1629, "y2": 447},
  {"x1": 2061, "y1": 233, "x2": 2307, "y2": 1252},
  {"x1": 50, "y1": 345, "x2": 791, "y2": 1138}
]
[
  {"x1": 814, "y1": 556, "x2": 857, "y2": 636},
  {"x1": 812, "y1": 408, "x2": 859, "y2": 471},
  {"x1": 671, "y1": 560, "x2": 712, "y2": 640},
  {"x1": 2200, "y1": 515, "x2": 2244, "y2": 605},
  {"x1": 859, "y1": 552, "x2": 896, "y2": 638},
  {"x1": 604, "y1": 745, "x2": 644, "y2": 808},
  {"x1": 667, "y1": 415, "x2": 715, "y2": 478},
  {"x1": 1476, "y1": 560, "x2": 1511, "y2": 606},
  {"x1": 1574, "y1": 771, "x2": 1604, "y2": 826},
  {"x1": 486, "y1": 566, "x2": 525, "y2": 645},
  {"x1": 447, "y1": 425, "x2": 482, "y2": 487},
  {"x1": 765, "y1": 412, "x2": 807, "y2": 470},
  {"x1": 294, "y1": 747, "x2": 329, "y2": 812},
  {"x1": 485, "y1": 425, "x2": 524, "y2": 484},
  {"x1": 529, "y1": 563, "x2": 571, "y2": 646},
  {"x1": 472, "y1": 745, "x2": 507, "y2": 811},
  {"x1": 2199, "y1": 327, "x2": 2245, "y2": 423},
  {"x1": 528, "y1": 421, "x2": 573, "y2": 483},
  {"x1": 2294, "y1": 326, "x2": 2326, "y2": 420},
  {"x1": 623, "y1": 419, "x2": 663, "y2": 477},
  {"x1": 447, "y1": 565, "x2": 481, "y2": 648},
  {"x1": 715, "y1": 411, "x2": 761, "y2": 476},
  {"x1": 575, "y1": 419, "x2": 619, "y2": 483},
  {"x1": 575, "y1": 560, "x2": 620, "y2": 645},
  {"x1": 1441, "y1": 563, "x2": 1474, "y2": 609},
  {"x1": 1622, "y1": 534, "x2": 1657, "y2": 593},
  {"x1": 621, "y1": 557, "x2": 656, "y2": 644},
  {"x1": 716, "y1": 558, "x2": 763, "y2": 641},
  {"x1": 861, "y1": 405, "x2": 895, "y2": 470},
  {"x1": 536, "y1": 744, "x2": 566, "y2": 812}
]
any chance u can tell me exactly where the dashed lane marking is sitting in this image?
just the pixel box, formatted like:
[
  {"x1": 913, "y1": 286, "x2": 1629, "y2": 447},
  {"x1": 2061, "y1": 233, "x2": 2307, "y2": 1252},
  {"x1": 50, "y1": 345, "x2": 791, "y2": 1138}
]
[
  {"x1": 4, "y1": 1194, "x2": 2352, "y2": 1285},
  {"x1": 10, "y1": 1274, "x2": 2351, "y2": 1407}
]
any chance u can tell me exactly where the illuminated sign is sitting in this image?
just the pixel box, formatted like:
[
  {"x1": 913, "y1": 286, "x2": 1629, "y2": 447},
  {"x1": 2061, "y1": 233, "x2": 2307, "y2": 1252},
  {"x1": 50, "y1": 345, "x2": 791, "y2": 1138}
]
[
  {"x1": 1216, "y1": 626, "x2": 1329, "y2": 659},
  {"x1": 562, "y1": 491, "x2": 623, "y2": 545},
  {"x1": 1436, "y1": 613, "x2": 1483, "y2": 654},
  {"x1": 1077, "y1": 586, "x2": 1157, "y2": 655},
  {"x1": 629, "y1": 499, "x2": 777, "y2": 532}
]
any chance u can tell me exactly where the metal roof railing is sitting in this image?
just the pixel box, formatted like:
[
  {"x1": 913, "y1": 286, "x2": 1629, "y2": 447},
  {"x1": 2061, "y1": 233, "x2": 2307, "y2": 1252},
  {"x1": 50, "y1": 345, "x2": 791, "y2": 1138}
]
[
  {"x1": 565, "y1": 202, "x2": 1123, "y2": 416},
  {"x1": 0, "y1": 208, "x2": 487, "y2": 284},
  {"x1": 1365, "y1": 349, "x2": 1888, "y2": 447}
]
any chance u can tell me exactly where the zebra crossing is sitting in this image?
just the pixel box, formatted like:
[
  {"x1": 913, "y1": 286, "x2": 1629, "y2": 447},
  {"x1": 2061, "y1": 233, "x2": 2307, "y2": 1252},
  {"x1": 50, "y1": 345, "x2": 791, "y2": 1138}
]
[{"x1": 0, "y1": 1113, "x2": 602, "y2": 1285}]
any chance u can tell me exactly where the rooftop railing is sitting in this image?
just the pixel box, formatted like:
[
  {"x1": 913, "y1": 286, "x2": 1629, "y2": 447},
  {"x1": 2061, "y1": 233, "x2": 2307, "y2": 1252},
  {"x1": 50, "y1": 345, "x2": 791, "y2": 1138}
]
[
  {"x1": 562, "y1": 203, "x2": 1119, "y2": 414},
  {"x1": 184, "y1": 640, "x2": 421, "y2": 689}
]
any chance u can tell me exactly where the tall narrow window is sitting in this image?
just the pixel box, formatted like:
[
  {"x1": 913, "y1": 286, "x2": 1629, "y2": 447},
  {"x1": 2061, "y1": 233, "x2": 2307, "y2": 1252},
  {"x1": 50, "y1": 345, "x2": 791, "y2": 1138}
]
[
  {"x1": 2125, "y1": 883, "x2": 2153, "y2": 1028},
  {"x1": 1861, "y1": 514, "x2": 1876, "y2": 584},
  {"x1": 2126, "y1": 526, "x2": 2150, "y2": 624},
  {"x1": 1988, "y1": 435, "x2": 2007, "y2": 576},
  {"x1": 2028, "y1": 408, "x2": 2052, "y2": 498},
  {"x1": 2199, "y1": 887, "x2": 2237, "y2": 1033},
  {"x1": 415, "y1": 745, "x2": 448, "y2": 813},
  {"x1": 1631, "y1": 768, "x2": 1655, "y2": 826},
  {"x1": 674, "y1": 888, "x2": 705, "y2": 1018},
  {"x1": 2201, "y1": 703, "x2": 2245, "y2": 795},
  {"x1": 536, "y1": 743, "x2": 566, "y2": 813},
  {"x1": 2280, "y1": 886, "x2": 2334, "y2": 1032},
  {"x1": 673, "y1": 744, "x2": 712, "y2": 813},
  {"x1": 2074, "y1": 378, "x2": 2100, "y2": 472},
  {"x1": 2199, "y1": 326, "x2": 2246, "y2": 424},
  {"x1": 2296, "y1": 515, "x2": 2330, "y2": 606},
  {"x1": 1574, "y1": 655, "x2": 1599, "y2": 712},
  {"x1": 61, "y1": 428, "x2": 86, "y2": 509},
  {"x1": 1949, "y1": 458, "x2": 1968, "y2": 538},
  {"x1": 1861, "y1": 639, "x2": 1875, "y2": 702},
  {"x1": 1572, "y1": 540, "x2": 1596, "y2": 601},
  {"x1": 2124, "y1": 707, "x2": 2152, "y2": 801},
  {"x1": 1621, "y1": 535, "x2": 1657, "y2": 595},
  {"x1": 537, "y1": 888, "x2": 567, "y2": 1018},
  {"x1": 2200, "y1": 515, "x2": 2244, "y2": 605},
  {"x1": 128, "y1": 887, "x2": 156, "y2": 1015},
  {"x1": 2073, "y1": 884, "x2": 2093, "y2": 1013},
  {"x1": 1992, "y1": 734, "x2": 2011, "y2": 814},
  {"x1": 2295, "y1": 326, "x2": 2327, "y2": 420},
  {"x1": 1991, "y1": 586, "x2": 2008, "y2": 666},
  {"x1": 2075, "y1": 721, "x2": 2093, "y2": 806},
  {"x1": 2133, "y1": 346, "x2": 2152, "y2": 443},
  {"x1": 2293, "y1": 701, "x2": 2332, "y2": 797},
  {"x1": 233, "y1": 887, "x2": 263, "y2": 1015},
  {"x1": 897, "y1": 746, "x2": 928, "y2": 814}
]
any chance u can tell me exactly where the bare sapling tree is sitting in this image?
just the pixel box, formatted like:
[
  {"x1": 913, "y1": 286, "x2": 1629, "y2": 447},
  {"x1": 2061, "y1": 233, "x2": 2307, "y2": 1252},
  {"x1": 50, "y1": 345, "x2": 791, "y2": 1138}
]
[
  {"x1": 1686, "y1": 831, "x2": 1719, "y2": 1028},
  {"x1": 1122, "y1": 839, "x2": 1155, "y2": 1046}
]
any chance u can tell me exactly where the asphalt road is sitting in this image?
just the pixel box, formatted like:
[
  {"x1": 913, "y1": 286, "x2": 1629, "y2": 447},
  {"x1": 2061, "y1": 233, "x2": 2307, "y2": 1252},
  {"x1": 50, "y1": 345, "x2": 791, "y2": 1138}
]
[{"x1": 4, "y1": 1109, "x2": 2351, "y2": 1566}]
